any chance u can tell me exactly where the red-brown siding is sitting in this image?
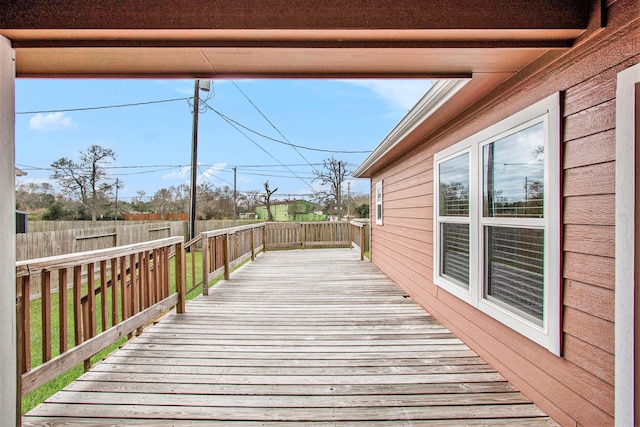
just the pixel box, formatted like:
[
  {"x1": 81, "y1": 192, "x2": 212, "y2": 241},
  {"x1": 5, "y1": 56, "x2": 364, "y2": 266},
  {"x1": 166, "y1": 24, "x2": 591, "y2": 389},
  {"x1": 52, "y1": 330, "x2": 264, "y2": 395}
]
[{"x1": 369, "y1": 1, "x2": 639, "y2": 425}]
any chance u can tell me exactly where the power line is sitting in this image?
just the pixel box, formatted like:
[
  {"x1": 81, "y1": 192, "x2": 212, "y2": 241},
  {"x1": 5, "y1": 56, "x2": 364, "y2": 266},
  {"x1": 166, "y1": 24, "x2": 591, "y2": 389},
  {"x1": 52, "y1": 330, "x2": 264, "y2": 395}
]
[
  {"x1": 16, "y1": 97, "x2": 190, "y2": 115},
  {"x1": 16, "y1": 94, "x2": 371, "y2": 155},
  {"x1": 206, "y1": 105, "x2": 371, "y2": 154},
  {"x1": 231, "y1": 80, "x2": 316, "y2": 168},
  {"x1": 203, "y1": 103, "x2": 315, "y2": 191}
]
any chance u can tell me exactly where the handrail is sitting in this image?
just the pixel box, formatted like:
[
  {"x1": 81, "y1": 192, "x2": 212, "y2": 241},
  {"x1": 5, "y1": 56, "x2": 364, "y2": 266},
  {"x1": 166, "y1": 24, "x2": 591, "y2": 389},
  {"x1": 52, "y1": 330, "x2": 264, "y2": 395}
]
[
  {"x1": 15, "y1": 236, "x2": 186, "y2": 407},
  {"x1": 349, "y1": 221, "x2": 369, "y2": 260},
  {"x1": 201, "y1": 222, "x2": 268, "y2": 238},
  {"x1": 201, "y1": 223, "x2": 267, "y2": 293}
]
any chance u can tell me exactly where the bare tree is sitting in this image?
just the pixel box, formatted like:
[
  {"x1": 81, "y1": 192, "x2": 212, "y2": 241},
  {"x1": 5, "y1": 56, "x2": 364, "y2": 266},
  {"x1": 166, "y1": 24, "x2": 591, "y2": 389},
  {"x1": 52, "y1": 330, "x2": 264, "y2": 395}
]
[
  {"x1": 50, "y1": 145, "x2": 117, "y2": 221},
  {"x1": 261, "y1": 181, "x2": 278, "y2": 221},
  {"x1": 312, "y1": 157, "x2": 349, "y2": 216}
]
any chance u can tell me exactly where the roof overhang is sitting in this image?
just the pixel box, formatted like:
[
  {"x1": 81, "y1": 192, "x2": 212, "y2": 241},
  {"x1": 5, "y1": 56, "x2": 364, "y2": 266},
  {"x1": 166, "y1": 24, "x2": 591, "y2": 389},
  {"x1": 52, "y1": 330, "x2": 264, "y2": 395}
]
[{"x1": 0, "y1": 0, "x2": 589, "y2": 78}]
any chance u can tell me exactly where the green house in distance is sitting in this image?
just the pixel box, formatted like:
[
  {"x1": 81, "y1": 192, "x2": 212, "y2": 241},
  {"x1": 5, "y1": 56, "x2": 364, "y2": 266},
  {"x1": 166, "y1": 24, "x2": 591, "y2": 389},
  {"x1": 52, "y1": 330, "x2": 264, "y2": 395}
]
[{"x1": 255, "y1": 200, "x2": 327, "y2": 222}]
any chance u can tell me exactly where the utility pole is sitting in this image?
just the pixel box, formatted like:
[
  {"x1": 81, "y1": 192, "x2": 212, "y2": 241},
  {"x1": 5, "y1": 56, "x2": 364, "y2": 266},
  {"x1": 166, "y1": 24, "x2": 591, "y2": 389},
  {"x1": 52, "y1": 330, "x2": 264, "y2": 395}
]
[
  {"x1": 337, "y1": 161, "x2": 342, "y2": 219},
  {"x1": 233, "y1": 166, "x2": 237, "y2": 220},
  {"x1": 189, "y1": 80, "x2": 201, "y2": 242},
  {"x1": 114, "y1": 177, "x2": 119, "y2": 220},
  {"x1": 347, "y1": 181, "x2": 351, "y2": 218}
]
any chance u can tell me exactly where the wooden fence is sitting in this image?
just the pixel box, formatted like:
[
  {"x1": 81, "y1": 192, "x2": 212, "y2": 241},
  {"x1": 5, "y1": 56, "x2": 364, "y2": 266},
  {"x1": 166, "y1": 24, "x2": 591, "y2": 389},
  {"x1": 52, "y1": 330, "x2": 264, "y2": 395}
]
[
  {"x1": 15, "y1": 237, "x2": 186, "y2": 413},
  {"x1": 16, "y1": 222, "x2": 185, "y2": 261},
  {"x1": 18, "y1": 220, "x2": 263, "y2": 261}
]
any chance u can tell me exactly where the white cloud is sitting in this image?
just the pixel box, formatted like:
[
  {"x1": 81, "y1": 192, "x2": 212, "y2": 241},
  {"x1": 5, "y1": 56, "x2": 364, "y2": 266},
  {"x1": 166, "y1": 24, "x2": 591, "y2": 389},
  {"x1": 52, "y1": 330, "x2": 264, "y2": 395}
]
[
  {"x1": 29, "y1": 112, "x2": 78, "y2": 131},
  {"x1": 338, "y1": 80, "x2": 433, "y2": 112}
]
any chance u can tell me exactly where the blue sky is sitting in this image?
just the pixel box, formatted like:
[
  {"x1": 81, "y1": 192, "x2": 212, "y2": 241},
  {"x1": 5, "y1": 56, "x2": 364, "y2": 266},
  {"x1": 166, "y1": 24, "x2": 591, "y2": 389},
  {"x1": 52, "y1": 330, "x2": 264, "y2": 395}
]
[{"x1": 15, "y1": 79, "x2": 431, "y2": 202}]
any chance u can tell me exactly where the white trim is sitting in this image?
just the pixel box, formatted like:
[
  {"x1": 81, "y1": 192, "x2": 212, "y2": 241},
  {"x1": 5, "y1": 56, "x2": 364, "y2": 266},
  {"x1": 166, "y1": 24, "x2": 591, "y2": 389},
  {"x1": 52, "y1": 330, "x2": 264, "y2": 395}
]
[
  {"x1": 0, "y1": 35, "x2": 16, "y2": 425},
  {"x1": 375, "y1": 180, "x2": 383, "y2": 225},
  {"x1": 354, "y1": 79, "x2": 470, "y2": 178},
  {"x1": 433, "y1": 93, "x2": 561, "y2": 355},
  {"x1": 615, "y1": 62, "x2": 640, "y2": 427},
  {"x1": 434, "y1": 147, "x2": 473, "y2": 304}
]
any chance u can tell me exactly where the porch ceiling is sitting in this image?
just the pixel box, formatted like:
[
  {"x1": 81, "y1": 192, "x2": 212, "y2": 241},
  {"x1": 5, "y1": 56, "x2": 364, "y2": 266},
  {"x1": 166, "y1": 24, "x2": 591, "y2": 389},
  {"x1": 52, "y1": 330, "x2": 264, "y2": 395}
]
[{"x1": 1, "y1": 0, "x2": 588, "y2": 78}]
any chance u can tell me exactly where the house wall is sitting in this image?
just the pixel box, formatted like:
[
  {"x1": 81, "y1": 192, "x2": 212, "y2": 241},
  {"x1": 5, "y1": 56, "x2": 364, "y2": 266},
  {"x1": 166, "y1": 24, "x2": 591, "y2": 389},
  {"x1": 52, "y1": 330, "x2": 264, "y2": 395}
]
[{"x1": 368, "y1": 1, "x2": 638, "y2": 425}]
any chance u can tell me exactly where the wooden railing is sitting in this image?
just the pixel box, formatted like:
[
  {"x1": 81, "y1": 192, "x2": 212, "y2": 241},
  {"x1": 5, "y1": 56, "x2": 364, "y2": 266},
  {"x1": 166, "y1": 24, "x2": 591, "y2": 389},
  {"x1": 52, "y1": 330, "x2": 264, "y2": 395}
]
[
  {"x1": 349, "y1": 221, "x2": 369, "y2": 261},
  {"x1": 15, "y1": 236, "x2": 186, "y2": 404},
  {"x1": 15, "y1": 220, "x2": 369, "y2": 416},
  {"x1": 265, "y1": 221, "x2": 355, "y2": 250},
  {"x1": 197, "y1": 222, "x2": 370, "y2": 294},
  {"x1": 201, "y1": 223, "x2": 267, "y2": 293}
]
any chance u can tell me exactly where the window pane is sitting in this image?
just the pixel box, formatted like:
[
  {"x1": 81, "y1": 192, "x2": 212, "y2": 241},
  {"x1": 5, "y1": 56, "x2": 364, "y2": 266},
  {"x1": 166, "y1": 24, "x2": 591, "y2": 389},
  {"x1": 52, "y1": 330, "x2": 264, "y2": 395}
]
[
  {"x1": 483, "y1": 122, "x2": 544, "y2": 218},
  {"x1": 376, "y1": 204, "x2": 382, "y2": 220},
  {"x1": 441, "y1": 223, "x2": 469, "y2": 288},
  {"x1": 485, "y1": 226, "x2": 544, "y2": 324},
  {"x1": 439, "y1": 153, "x2": 469, "y2": 216}
]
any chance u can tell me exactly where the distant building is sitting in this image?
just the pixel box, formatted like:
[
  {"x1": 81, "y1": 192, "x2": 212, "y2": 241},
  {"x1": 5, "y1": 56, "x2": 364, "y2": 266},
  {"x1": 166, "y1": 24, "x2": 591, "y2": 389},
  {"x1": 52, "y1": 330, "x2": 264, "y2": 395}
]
[{"x1": 255, "y1": 200, "x2": 326, "y2": 222}]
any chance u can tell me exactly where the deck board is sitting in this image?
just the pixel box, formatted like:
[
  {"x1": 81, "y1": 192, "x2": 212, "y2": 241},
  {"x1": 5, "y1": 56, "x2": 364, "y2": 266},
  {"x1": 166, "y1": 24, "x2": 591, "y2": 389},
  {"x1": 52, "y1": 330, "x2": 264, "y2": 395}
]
[{"x1": 23, "y1": 248, "x2": 558, "y2": 425}]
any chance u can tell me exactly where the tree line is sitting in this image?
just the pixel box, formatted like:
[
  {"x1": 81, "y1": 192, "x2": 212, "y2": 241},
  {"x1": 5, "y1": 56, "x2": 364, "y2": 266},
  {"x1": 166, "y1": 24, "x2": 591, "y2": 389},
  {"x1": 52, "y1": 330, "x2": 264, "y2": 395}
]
[{"x1": 17, "y1": 145, "x2": 370, "y2": 221}]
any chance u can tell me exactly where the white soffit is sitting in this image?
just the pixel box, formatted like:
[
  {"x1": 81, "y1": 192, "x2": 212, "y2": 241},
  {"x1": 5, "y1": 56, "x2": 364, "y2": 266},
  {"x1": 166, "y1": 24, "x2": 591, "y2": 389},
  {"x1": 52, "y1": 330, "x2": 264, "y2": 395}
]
[{"x1": 353, "y1": 78, "x2": 470, "y2": 177}]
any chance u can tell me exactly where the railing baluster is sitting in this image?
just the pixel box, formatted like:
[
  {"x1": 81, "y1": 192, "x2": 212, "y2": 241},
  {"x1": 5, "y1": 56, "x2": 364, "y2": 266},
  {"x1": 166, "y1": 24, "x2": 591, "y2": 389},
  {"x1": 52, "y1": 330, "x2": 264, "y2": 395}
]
[
  {"x1": 120, "y1": 254, "x2": 136, "y2": 320},
  {"x1": 99, "y1": 260, "x2": 108, "y2": 332},
  {"x1": 139, "y1": 252, "x2": 148, "y2": 311},
  {"x1": 111, "y1": 258, "x2": 118, "y2": 327},
  {"x1": 201, "y1": 234, "x2": 209, "y2": 294},
  {"x1": 86, "y1": 262, "x2": 96, "y2": 338},
  {"x1": 41, "y1": 270, "x2": 52, "y2": 363},
  {"x1": 81, "y1": 291, "x2": 90, "y2": 371},
  {"x1": 73, "y1": 266, "x2": 82, "y2": 345},
  {"x1": 58, "y1": 268, "x2": 68, "y2": 353}
]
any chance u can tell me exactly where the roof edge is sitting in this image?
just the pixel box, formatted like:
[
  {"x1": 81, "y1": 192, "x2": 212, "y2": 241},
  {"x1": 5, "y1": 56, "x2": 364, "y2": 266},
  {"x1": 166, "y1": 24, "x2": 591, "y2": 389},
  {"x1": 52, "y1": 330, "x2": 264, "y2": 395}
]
[{"x1": 353, "y1": 78, "x2": 470, "y2": 178}]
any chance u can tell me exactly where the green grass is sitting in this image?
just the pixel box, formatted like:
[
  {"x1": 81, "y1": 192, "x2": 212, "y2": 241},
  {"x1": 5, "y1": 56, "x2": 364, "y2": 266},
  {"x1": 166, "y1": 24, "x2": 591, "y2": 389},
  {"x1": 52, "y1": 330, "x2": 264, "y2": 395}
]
[{"x1": 22, "y1": 250, "x2": 207, "y2": 414}]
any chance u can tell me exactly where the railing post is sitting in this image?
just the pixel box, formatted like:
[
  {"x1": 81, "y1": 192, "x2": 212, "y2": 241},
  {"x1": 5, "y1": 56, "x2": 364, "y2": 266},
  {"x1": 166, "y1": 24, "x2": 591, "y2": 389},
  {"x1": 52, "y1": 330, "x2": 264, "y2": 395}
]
[
  {"x1": 224, "y1": 232, "x2": 231, "y2": 280},
  {"x1": 201, "y1": 234, "x2": 209, "y2": 295},
  {"x1": 250, "y1": 228, "x2": 255, "y2": 260},
  {"x1": 301, "y1": 223, "x2": 306, "y2": 249},
  {"x1": 349, "y1": 223, "x2": 353, "y2": 247},
  {"x1": 262, "y1": 224, "x2": 267, "y2": 252},
  {"x1": 176, "y1": 241, "x2": 186, "y2": 313},
  {"x1": 360, "y1": 225, "x2": 366, "y2": 261}
]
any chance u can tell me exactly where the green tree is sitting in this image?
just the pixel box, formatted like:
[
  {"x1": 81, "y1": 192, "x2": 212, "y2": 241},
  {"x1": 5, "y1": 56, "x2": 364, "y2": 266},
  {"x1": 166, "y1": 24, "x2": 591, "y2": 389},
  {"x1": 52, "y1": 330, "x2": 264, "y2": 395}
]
[{"x1": 354, "y1": 203, "x2": 370, "y2": 218}]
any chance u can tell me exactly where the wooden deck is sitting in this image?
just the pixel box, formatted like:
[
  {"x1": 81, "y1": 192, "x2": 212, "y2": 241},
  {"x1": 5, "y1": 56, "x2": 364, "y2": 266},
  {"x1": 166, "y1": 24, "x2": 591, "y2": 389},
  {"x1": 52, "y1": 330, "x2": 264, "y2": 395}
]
[{"x1": 23, "y1": 249, "x2": 557, "y2": 426}]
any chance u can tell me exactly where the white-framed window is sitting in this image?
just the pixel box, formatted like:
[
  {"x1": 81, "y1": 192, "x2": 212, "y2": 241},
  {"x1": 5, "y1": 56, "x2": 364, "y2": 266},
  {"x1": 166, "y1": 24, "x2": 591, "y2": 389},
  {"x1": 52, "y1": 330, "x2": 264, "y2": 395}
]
[
  {"x1": 434, "y1": 93, "x2": 561, "y2": 355},
  {"x1": 375, "y1": 180, "x2": 383, "y2": 225}
]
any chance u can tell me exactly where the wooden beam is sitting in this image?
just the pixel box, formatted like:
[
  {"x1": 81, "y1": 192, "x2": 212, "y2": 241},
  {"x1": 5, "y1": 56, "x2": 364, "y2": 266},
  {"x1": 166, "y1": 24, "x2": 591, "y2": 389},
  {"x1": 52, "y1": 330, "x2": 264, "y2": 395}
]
[{"x1": 0, "y1": 1, "x2": 589, "y2": 31}]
